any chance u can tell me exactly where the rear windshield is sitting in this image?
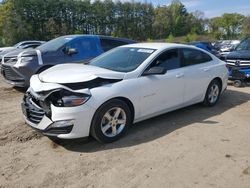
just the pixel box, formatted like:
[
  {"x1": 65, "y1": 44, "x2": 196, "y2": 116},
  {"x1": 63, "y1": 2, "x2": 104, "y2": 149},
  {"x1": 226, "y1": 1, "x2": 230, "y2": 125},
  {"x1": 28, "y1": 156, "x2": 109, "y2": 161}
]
[{"x1": 89, "y1": 47, "x2": 155, "y2": 72}]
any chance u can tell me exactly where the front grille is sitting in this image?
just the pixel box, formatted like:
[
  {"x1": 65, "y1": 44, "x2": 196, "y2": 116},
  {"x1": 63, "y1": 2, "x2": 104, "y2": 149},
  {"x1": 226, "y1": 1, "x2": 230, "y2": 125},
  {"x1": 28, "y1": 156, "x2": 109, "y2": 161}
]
[
  {"x1": 226, "y1": 59, "x2": 250, "y2": 69},
  {"x1": 1, "y1": 64, "x2": 23, "y2": 81},
  {"x1": 22, "y1": 94, "x2": 45, "y2": 124}
]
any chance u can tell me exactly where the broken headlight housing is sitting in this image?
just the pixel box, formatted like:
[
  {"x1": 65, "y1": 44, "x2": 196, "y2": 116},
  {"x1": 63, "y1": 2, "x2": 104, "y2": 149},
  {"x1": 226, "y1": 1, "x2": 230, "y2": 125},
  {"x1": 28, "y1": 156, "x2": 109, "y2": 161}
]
[{"x1": 50, "y1": 89, "x2": 90, "y2": 107}]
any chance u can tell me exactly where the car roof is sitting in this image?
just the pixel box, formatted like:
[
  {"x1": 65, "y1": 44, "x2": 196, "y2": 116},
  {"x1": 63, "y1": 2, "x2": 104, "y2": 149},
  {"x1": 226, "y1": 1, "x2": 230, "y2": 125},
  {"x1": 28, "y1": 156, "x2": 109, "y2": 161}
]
[
  {"x1": 61, "y1": 34, "x2": 136, "y2": 43},
  {"x1": 121, "y1": 42, "x2": 195, "y2": 50},
  {"x1": 18, "y1": 40, "x2": 45, "y2": 44},
  {"x1": 189, "y1": 41, "x2": 211, "y2": 44},
  {"x1": 14, "y1": 41, "x2": 46, "y2": 47}
]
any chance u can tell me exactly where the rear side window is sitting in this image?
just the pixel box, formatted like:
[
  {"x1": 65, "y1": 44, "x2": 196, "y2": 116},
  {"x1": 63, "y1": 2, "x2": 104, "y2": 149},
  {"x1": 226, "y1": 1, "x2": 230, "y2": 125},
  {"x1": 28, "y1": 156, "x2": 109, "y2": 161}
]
[
  {"x1": 181, "y1": 48, "x2": 212, "y2": 66},
  {"x1": 149, "y1": 49, "x2": 180, "y2": 70},
  {"x1": 100, "y1": 39, "x2": 128, "y2": 52}
]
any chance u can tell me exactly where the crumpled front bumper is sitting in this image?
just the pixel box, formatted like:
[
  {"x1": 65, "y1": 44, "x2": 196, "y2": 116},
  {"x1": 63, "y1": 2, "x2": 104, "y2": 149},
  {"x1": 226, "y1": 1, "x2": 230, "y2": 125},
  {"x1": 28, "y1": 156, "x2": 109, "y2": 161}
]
[
  {"x1": 21, "y1": 88, "x2": 97, "y2": 139},
  {"x1": 1, "y1": 55, "x2": 39, "y2": 88},
  {"x1": 22, "y1": 102, "x2": 96, "y2": 139},
  {"x1": 1, "y1": 63, "x2": 27, "y2": 87}
]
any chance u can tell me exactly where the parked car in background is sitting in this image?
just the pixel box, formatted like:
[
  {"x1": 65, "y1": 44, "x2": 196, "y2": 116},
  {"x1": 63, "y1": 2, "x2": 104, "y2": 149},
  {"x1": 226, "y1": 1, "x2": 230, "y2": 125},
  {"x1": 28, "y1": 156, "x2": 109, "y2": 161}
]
[
  {"x1": 0, "y1": 41, "x2": 46, "y2": 62},
  {"x1": 189, "y1": 41, "x2": 213, "y2": 51},
  {"x1": 213, "y1": 40, "x2": 229, "y2": 51},
  {"x1": 0, "y1": 35, "x2": 136, "y2": 87},
  {"x1": 188, "y1": 41, "x2": 220, "y2": 57},
  {"x1": 225, "y1": 38, "x2": 250, "y2": 87},
  {"x1": 21, "y1": 43, "x2": 228, "y2": 143},
  {"x1": 0, "y1": 41, "x2": 45, "y2": 53},
  {"x1": 218, "y1": 40, "x2": 241, "y2": 60}
]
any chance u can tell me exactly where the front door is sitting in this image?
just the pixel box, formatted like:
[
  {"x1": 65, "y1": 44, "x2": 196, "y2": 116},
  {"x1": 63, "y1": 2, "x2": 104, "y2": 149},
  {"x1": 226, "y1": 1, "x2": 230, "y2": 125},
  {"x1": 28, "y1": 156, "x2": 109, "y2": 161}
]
[
  {"x1": 63, "y1": 37, "x2": 103, "y2": 63},
  {"x1": 138, "y1": 49, "x2": 185, "y2": 118}
]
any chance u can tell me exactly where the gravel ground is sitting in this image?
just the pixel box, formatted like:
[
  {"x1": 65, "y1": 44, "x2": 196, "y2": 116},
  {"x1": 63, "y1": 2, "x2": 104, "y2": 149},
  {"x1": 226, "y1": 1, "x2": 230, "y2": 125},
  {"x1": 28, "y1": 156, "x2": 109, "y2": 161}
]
[{"x1": 0, "y1": 76, "x2": 250, "y2": 188}]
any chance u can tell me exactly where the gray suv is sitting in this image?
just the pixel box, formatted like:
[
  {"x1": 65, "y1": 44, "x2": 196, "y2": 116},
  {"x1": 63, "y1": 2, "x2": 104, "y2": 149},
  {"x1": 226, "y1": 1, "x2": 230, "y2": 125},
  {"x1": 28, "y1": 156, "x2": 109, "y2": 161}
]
[{"x1": 0, "y1": 35, "x2": 136, "y2": 87}]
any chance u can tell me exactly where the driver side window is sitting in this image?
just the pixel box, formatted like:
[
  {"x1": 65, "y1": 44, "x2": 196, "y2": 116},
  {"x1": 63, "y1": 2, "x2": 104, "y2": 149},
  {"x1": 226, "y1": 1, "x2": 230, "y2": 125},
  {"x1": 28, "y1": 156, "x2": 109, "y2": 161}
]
[
  {"x1": 65, "y1": 38, "x2": 99, "y2": 59},
  {"x1": 149, "y1": 49, "x2": 180, "y2": 71}
]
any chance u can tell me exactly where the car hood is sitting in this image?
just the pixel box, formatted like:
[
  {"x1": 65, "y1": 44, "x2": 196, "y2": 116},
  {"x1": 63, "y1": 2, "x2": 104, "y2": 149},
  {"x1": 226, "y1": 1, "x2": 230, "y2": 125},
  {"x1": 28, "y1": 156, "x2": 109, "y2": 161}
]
[
  {"x1": 38, "y1": 64, "x2": 125, "y2": 84},
  {"x1": 227, "y1": 50, "x2": 250, "y2": 59},
  {"x1": 0, "y1": 48, "x2": 28, "y2": 58},
  {"x1": 0, "y1": 47, "x2": 15, "y2": 52},
  {"x1": 4, "y1": 49, "x2": 37, "y2": 58}
]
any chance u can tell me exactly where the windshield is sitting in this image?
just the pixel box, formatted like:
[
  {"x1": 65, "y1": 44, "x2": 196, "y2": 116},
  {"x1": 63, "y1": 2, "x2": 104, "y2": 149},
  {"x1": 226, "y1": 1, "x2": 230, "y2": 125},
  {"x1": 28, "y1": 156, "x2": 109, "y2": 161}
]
[
  {"x1": 14, "y1": 42, "x2": 23, "y2": 47},
  {"x1": 235, "y1": 39, "x2": 250, "y2": 51},
  {"x1": 37, "y1": 36, "x2": 74, "y2": 52},
  {"x1": 89, "y1": 47, "x2": 155, "y2": 72}
]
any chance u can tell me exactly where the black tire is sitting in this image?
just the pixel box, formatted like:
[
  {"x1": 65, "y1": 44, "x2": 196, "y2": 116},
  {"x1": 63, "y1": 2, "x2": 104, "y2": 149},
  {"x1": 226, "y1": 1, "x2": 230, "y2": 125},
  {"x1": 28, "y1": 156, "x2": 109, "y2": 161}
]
[
  {"x1": 90, "y1": 99, "x2": 132, "y2": 143},
  {"x1": 203, "y1": 79, "x2": 221, "y2": 107},
  {"x1": 233, "y1": 80, "x2": 243, "y2": 87}
]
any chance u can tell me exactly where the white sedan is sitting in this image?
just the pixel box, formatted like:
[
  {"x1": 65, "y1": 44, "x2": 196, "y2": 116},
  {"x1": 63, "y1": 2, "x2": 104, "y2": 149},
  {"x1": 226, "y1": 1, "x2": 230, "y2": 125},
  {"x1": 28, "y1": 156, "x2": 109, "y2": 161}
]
[{"x1": 21, "y1": 43, "x2": 228, "y2": 143}]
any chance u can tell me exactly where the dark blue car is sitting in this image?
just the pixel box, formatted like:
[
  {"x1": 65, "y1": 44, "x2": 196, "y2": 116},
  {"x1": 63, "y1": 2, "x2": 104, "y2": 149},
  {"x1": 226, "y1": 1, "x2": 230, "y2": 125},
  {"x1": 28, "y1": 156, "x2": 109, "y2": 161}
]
[
  {"x1": 188, "y1": 41, "x2": 220, "y2": 57},
  {"x1": 226, "y1": 38, "x2": 250, "y2": 87},
  {"x1": 0, "y1": 35, "x2": 136, "y2": 87}
]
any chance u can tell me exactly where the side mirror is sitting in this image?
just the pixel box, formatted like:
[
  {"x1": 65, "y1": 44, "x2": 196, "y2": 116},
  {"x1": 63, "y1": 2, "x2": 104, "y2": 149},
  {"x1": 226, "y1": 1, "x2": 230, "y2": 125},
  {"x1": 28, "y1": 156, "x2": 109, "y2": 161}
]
[
  {"x1": 143, "y1": 66, "x2": 167, "y2": 76},
  {"x1": 64, "y1": 47, "x2": 78, "y2": 55}
]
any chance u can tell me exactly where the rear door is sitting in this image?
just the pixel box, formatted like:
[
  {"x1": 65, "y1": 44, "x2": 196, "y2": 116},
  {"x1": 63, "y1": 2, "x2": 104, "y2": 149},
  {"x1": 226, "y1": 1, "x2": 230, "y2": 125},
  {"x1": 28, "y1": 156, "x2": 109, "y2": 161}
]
[{"x1": 180, "y1": 48, "x2": 214, "y2": 103}]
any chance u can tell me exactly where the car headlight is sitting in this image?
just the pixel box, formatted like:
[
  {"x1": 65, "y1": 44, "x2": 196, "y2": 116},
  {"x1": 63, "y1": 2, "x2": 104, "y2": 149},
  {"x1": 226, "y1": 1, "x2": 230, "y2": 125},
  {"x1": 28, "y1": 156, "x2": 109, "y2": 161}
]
[
  {"x1": 14, "y1": 56, "x2": 34, "y2": 67},
  {"x1": 21, "y1": 56, "x2": 34, "y2": 62},
  {"x1": 51, "y1": 89, "x2": 91, "y2": 107}
]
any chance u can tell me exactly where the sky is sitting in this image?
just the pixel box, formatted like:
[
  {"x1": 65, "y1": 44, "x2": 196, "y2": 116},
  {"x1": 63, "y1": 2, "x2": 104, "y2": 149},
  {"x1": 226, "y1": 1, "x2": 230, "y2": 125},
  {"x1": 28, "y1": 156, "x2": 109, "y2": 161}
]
[{"x1": 136, "y1": 0, "x2": 250, "y2": 18}]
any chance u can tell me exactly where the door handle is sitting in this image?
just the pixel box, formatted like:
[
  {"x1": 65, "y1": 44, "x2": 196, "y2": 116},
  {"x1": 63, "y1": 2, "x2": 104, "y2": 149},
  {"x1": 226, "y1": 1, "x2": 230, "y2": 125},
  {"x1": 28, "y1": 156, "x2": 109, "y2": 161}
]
[
  {"x1": 176, "y1": 73, "x2": 184, "y2": 78},
  {"x1": 203, "y1": 67, "x2": 210, "y2": 72}
]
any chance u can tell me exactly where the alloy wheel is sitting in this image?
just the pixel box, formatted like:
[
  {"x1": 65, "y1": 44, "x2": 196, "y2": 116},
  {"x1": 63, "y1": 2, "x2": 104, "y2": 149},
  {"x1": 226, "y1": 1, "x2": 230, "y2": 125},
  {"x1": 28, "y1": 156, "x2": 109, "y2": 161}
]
[
  {"x1": 101, "y1": 107, "x2": 127, "y2": 138},
  {"x1": 208, "y1": 84, "x2": 220, "y2": 104}
]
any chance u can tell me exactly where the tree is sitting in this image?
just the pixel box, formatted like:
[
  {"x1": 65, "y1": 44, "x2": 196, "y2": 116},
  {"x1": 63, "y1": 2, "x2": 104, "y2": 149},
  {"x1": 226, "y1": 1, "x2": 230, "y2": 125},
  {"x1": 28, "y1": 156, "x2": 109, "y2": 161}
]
[
  {"x1": 153, "y1": 6, "x2": 171, "y2": 39},
  {"x1": 0, "y1": 0, "x2": 246, "y2": 46},
  {"x1": 208, "y1": 13, "x2": 245, "y2": 39},
  {"x1": 153, "y1": 0, "x2": 195, "y2": 39},
  {"x1": 168, "y1": 0, "x2": 189, "y2": 36},
  {"x1": 209, "y1": 17, "x2": 224, "y2": 39},
  {"x1": 189, "y1": 10, "x2": 205, "y2": 34},
  {"x1": 0, "y1": 0, "x2": 14, "y2": 45},
  {"x1": 221, "y1": 13, "x2": 245, "y2": 39},
  {"x1": 242, "y1": 16, "x2": 250, "y2": 37}
]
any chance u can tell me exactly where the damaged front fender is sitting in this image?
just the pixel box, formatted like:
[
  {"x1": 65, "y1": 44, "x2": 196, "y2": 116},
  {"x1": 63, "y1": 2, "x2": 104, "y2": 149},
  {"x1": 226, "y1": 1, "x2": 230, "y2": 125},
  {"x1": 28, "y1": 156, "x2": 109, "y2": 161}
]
[
  {"x1": 30, "y1": 75, "x2": 91, "y2": 95},
  {"x1": 30, "y1": 74, "x2": 122, "y2": 98}
]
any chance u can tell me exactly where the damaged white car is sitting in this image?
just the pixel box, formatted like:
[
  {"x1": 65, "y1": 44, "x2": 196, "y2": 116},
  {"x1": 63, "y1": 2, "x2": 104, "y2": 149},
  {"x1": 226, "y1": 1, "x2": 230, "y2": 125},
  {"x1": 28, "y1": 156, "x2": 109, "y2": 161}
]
[{"x1": 21, "y1": 43, "x2": 228, "y2": 143}]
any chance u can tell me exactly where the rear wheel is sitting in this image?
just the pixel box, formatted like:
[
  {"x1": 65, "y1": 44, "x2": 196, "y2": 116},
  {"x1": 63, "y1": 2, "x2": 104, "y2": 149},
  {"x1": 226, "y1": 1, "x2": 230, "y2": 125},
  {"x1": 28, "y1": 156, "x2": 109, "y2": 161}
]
[
  {"x1": 91, "y1": 99, "x2": 132, "y2": 143},
  {"x1": 233, "y1": 80, "x2": 243, "y2": 87},
  {"x1": 203, "y1": 79, "x2": 221, "y2": 107}
]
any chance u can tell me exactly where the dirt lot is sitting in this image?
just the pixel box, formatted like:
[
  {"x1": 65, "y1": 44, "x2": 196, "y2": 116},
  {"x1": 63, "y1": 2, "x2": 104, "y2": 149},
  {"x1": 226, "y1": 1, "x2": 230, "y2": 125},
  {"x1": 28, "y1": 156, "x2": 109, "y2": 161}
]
[{"x1": 0, "y1": 76, "x2": 250, "y2": 188}]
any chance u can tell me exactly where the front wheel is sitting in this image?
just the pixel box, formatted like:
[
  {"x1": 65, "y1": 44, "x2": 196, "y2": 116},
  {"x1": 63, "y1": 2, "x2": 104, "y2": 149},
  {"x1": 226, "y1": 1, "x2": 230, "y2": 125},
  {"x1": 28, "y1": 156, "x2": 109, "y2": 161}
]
[
  {"x1": 203, "y1": 79, "x2": 221, "y2": 107},
  {"x1": 90, "y1": 99, "x2": 132, "y2": 143}
]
